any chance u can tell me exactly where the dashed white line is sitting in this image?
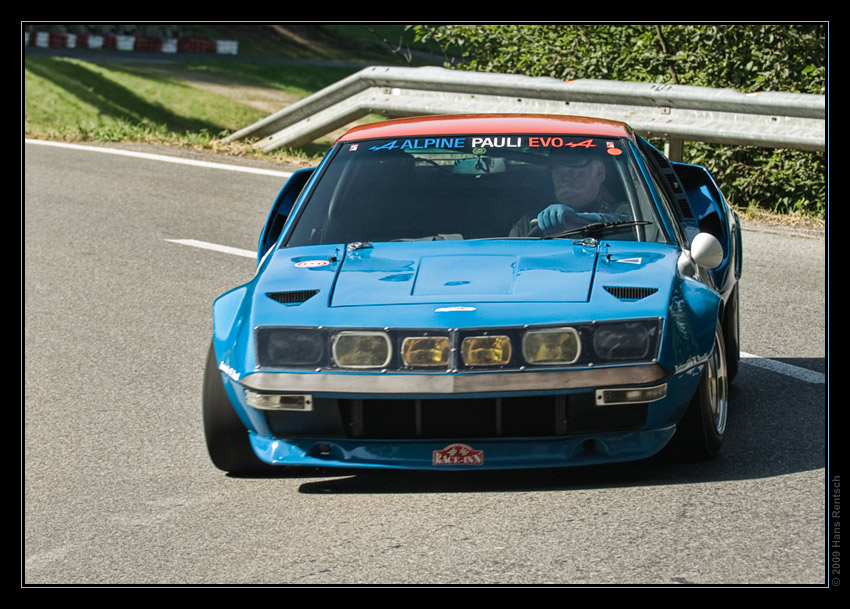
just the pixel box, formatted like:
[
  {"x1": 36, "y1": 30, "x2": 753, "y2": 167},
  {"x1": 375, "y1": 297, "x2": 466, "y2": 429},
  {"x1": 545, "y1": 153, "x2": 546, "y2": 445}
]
[{"x1": 166, "y1": 239, "x2": 255, "y2": 259}]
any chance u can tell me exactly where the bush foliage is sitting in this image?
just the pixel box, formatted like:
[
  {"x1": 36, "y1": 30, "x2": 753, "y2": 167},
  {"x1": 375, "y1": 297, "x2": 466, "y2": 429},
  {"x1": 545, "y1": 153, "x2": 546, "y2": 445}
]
[{"x1": 413, "y1": 24, "x2": 826, "y2": 218}]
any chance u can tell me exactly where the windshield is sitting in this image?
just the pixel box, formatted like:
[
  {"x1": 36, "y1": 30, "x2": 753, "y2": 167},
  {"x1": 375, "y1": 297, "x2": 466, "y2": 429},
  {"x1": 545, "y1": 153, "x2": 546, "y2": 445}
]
[{"x1": 285, "y1": 134, "x2": 669, "y2": 246}]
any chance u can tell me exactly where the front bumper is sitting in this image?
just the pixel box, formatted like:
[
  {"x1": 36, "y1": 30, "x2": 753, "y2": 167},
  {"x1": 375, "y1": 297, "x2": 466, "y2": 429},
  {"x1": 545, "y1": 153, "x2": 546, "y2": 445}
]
[
  {"x1": 240, "y1": 363, "x2": 669, "y2": 396},
  {"x1": 224, "y1": 351, "x2": 706, "y2": 470},
  {"x1": 249, "y1": 426, "x2": 678, "y2": 470}
]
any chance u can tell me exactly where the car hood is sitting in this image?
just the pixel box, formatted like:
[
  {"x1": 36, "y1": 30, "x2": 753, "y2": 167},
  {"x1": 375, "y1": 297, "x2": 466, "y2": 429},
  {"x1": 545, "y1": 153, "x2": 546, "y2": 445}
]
[
  {"x1": 256, "y1": 240, "x2": 678, "y2": 313},
  {"x1": 330, "y1": 240, "x2": 600, "y2": 306}
]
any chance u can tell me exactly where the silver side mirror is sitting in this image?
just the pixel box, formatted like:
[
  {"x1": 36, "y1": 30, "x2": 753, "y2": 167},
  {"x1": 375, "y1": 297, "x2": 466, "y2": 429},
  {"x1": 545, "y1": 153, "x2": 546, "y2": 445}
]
[{"x1": 690, "y1": 232, "x2": 724, "y2": 269}]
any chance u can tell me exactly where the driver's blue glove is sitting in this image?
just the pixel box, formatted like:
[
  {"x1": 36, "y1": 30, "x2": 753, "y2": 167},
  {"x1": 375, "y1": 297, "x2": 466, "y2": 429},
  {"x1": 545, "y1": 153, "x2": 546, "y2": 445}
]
[{"x1": 537, "y1": 204, "x2": 579, "y2": 233}]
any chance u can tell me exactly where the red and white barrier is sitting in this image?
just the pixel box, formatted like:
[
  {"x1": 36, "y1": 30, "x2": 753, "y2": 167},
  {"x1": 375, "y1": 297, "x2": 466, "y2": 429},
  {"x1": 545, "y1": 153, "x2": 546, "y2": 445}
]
[{"x1": 25, "y1": 31, "x2": 238, "y2": 54}]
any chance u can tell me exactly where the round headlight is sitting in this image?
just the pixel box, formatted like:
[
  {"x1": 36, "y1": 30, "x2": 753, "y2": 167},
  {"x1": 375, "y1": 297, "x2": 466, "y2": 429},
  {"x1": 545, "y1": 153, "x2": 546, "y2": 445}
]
[{"x1": 522, "y1": 327, "x2": 581, "y2": 364}]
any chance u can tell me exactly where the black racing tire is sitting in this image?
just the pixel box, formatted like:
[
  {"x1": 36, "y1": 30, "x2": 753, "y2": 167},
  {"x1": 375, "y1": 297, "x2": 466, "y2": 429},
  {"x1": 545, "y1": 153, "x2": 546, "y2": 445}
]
[
  {"x1": 665, "y1": 326, "x2": 729, "y2": 460},
  {"x1": 202, "y1": 342, "x2": 273, "y2": 475},
  {"x1": 723, "y1": 284, "x2": 741, "y2": 382}
]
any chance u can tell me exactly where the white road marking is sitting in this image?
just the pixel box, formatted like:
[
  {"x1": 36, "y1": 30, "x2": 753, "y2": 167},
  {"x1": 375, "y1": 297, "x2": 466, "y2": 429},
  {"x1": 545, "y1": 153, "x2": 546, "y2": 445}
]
[
  {"x1": 741, "y1": 352, "x2": 825, "y2": 384},
  {"x1": 166, "y1": 239, "x2": 255, "y2": 259},
  {"x1": 25, "y1": 139, "x2": 293, "y2": 178}
]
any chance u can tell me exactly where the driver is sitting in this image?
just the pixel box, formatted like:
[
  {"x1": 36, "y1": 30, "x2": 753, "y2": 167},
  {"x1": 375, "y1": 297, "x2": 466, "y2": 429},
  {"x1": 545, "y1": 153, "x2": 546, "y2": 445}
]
[{"x1": 511, "y1": 149, "x2": 627, "y2": 237}]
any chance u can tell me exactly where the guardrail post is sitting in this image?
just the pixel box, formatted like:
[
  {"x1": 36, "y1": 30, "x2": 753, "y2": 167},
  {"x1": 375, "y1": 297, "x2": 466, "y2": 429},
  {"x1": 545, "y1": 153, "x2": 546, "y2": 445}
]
[{"x1": 664, "y1": 138, "x2": 685, "y2": 162}]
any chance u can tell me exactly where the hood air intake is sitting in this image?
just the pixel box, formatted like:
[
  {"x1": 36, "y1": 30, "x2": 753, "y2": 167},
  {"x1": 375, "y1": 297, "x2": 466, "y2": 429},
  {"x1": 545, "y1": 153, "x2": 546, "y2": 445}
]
[
  {"x1": 603, "y1": 286, "x2": 658, "y2": 301},
  {"x1": 266, "y1": 290, "x2": 319, "y2": 305}
]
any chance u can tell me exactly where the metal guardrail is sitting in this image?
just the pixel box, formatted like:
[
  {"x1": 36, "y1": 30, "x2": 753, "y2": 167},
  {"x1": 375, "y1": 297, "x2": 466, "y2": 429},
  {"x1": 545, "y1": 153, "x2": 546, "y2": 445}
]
[{"x1": 224, "y1": 66, "x2": 825, "y2": 161}]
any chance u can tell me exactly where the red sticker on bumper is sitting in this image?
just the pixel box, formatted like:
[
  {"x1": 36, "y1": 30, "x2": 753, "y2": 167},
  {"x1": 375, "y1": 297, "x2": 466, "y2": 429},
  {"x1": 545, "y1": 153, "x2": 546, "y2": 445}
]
[{"x1": 433, "y1": 443, "x2": 484, "y2": 466}]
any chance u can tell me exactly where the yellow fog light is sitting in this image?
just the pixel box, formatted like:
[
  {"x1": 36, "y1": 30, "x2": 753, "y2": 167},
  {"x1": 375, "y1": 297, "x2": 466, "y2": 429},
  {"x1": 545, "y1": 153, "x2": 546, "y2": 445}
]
[
  {"x1": 461, "y1": 335, "x2": 512, "y2": 366},
  {"x1": 401, "y1": 336, "x2": 451, "y2": 367},
  {"x1": 332, "y1": 331, "x2": 391, "y2": 368},
  {"x1": 522, "y1": 327, "x2": 581, "y2": 365}
]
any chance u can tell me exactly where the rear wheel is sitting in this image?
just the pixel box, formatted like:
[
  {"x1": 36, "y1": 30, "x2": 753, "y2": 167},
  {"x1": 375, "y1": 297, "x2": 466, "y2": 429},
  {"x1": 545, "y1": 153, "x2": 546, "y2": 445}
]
[
  {"x1": 666, "y1": 326, "x2": 729, "y2": 460},
  {"x1": 203, "y1": 342, "x2": 272, "y2": 475}
]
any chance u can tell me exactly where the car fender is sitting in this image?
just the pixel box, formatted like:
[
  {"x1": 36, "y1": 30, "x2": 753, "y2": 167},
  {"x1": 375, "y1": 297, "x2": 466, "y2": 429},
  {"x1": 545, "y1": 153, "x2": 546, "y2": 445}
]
[
  {"x1": 210, "y1": 285, "x2": 272, "y2": 435},
  {"x1": 661, "y1": 274, "x2": 722, "y2": 374}
]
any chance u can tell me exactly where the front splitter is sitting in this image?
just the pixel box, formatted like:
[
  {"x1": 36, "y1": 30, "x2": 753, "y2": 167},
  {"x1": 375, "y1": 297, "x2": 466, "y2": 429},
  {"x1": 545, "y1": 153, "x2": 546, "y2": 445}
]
[{"x1": 248, "y1": 426, "x2": 677, "y2": 471}]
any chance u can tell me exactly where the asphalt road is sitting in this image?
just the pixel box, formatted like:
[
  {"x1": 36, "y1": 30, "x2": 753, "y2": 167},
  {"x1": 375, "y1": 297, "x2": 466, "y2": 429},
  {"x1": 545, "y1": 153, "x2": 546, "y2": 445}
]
[{"x1": 23, "y1": 140, "x2": 829, "y2": 586}]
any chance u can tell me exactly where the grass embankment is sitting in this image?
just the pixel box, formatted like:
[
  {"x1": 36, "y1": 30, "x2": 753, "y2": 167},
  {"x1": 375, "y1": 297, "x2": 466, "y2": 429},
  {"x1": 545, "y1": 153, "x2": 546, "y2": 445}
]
[{"x1": 24, "y1": 54, "x2": 364, "y2": 164}]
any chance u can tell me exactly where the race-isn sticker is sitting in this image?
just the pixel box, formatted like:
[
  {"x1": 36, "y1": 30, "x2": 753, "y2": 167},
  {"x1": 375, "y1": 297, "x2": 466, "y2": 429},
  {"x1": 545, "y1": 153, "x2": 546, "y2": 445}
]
[
  {"x1": 606, "y1": 141, "x2": 623, "y2": 156},
  {"x1": 218, "y1": 361, "x2": 240, "y2": 382},
  {"x1": 433, "y1": 443, "x2": 484, "y2": 466},
  {"x1": 294, "y1": 260, "x2": 330, "y2": 268}
]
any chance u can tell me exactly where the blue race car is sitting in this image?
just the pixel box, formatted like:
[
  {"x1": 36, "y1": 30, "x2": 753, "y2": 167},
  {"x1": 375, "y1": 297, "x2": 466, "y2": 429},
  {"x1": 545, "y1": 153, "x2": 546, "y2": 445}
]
[{"x1": 204, "y1": 114, "x2": 742, "y2": 474}]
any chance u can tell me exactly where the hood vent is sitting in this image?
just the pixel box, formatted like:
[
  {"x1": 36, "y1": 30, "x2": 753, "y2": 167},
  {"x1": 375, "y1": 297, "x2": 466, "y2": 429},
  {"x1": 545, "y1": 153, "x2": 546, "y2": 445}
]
[
  {"x1": 266, "y1": 290, "x2": 319, "y2": 305},
  {"x1": 604, "y1": 286, "x2": 658, "y2": 301}
]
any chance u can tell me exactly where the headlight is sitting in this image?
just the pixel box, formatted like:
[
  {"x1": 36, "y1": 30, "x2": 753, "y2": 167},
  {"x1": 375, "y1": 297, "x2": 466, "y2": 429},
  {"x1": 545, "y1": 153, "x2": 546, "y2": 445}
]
[
  {"x1": 461, "y1": 335, "x2": 512, "y2": 366},
  {"x1": 592, "y1": 321, "x2": 656, "y2": 361},
  {"x1": 522, "y1": 327, "x2": 581, "y2": 364},
  {"x1": 332, "y1": 331, "x2": 392, "y2": 368},
  {"x1": 401, "y1": 336, "x2": 451, "y2": 367},
  {"x1": 256, "y1": 328, "x2": 324, "y2": 367}
]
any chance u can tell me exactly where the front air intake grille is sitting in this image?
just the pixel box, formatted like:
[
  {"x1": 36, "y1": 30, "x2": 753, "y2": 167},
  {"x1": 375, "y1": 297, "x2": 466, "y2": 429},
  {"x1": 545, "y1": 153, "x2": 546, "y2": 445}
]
[
  {"x1": 266, "y1": 290, "x2": 319, "y2": 305},
  {"x1": 341, "y1": 394, "x2": 647, "y2": 439},
  {"x1": 603, "y1": 286, "x2": 658, "y2": 300}
]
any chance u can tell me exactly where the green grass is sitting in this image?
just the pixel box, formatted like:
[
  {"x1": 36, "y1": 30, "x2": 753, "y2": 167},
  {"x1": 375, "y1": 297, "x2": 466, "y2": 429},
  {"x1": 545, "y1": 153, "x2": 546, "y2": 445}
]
[
  {"x1": 177, "y1": 58, "x2": 359, "y2": 96},
  {"x1": 24, "y1": 55, "x2": 369, "y2": 162},
  {"x1": 25, "y1": 56, "x2": 265, "y2": 143}
]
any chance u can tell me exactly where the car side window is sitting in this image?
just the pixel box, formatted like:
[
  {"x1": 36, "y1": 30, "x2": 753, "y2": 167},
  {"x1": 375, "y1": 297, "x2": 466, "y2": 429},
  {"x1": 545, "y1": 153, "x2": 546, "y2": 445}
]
[{"x1": 634, "y1": 143, "x2": 688, "y2": 247}]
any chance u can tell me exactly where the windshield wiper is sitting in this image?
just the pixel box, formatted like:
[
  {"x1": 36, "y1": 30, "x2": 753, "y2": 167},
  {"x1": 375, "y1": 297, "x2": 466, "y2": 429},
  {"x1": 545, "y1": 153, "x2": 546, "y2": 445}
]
[{"x1": 543, "y1": 220, "x2": 652, "y2": 240}]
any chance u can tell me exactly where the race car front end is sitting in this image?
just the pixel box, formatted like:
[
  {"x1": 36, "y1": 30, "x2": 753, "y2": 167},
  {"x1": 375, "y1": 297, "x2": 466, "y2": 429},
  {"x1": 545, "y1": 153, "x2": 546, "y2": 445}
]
[
  {"x1": 204, "y1": 114, "x2": 735, "y2": 474},
  {"x1": 208, "y1": 240, "x2": 719, "y2": 472}
]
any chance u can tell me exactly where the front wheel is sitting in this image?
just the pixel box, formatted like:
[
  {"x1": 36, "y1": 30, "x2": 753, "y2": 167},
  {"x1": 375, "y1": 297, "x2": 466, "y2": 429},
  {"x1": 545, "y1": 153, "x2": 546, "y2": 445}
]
[
  {"x1": 666, "y1": 326, "x2": 729, "y2": 460},
  {"x1": 202, "y1": 342, "x2": 273, "y2": 475},
  {"x1": 723, "y1": 284, "x2": 741, "y2": 382}
]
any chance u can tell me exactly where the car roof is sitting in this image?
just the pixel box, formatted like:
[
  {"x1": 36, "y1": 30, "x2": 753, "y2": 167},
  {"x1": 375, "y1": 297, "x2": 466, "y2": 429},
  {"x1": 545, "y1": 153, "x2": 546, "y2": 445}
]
[{"x1": 336, "y1": 114, "x2": 635, "y2": 142}]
